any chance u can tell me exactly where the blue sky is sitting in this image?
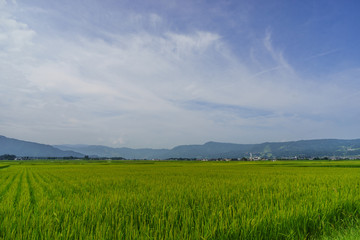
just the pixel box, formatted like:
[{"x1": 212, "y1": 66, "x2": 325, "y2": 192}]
[{"x1": 1, "y1": 0, "x2": 360, "y2": 148}]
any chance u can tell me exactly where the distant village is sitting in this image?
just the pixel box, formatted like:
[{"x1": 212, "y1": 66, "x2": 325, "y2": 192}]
[{"x1": 1, "y1": 153, "x2": 359, "y2": 161}]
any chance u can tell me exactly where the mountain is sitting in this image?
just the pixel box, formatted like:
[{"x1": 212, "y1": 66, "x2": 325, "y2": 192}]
[
  {"x1": 252, "y1": 139, "x2": 360, "y2": 158},
  {"x1": 0, "y1": 136, "x2": 84, "y2": 158},
  {"x1": 56, "y1": 139, "x2": 360, "y2": 159},
  {"x1": 2, "y1": 135, "x2": 360, "y2": 159},
  {"x1": 54, "y1": 144, "x2": 169, "y2": 159}
]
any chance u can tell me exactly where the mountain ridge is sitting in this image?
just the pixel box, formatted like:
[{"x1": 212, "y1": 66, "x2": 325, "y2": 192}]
[
  {"x1": 2, "y1": 135, "x2": 360, "y2": 159},
  {"x1": 56, "y1": 138, "x2": 360, "y2": 159},
  {"x1": 0, "y1": 135, "x2": 84, "y2": 158}
]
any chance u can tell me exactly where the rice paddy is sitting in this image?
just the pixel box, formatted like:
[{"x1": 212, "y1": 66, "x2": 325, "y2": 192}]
[{"x1": 0, "y1": 160, "x2": 360, "y2": 239}]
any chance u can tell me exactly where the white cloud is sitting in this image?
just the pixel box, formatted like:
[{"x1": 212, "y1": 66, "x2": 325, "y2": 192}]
[
  {"x1": 1, "y1": 3, "x2": 359, "y2": 147},
  {"x1": 0, "y1": 15, "x2": 35, "y2": 53},
  {"x1": 263, "y1": 30, "x2": 294, "y2": 72}
]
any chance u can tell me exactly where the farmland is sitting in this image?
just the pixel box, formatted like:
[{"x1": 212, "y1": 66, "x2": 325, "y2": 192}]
[{"x1": 1, "y1": 160, "x2": 360, "y2": 239}]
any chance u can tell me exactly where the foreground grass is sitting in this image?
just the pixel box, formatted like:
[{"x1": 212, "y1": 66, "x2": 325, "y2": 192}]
[
  {"x1": 321, "y1": 221, "x2": 360, "y2": 240},
  {"x1": 0, "y1": 160, "x2": 360, "y2": 239}
]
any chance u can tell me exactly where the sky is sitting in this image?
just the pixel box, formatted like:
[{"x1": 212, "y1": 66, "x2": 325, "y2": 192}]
[{"x1": 1, "y1": 0, "x2": 360, "y2": 148}]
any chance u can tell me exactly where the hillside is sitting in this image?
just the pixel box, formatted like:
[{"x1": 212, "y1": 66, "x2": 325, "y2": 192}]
[{"x1": 0, "y1": 136, "x2": 83, "y2": 158}]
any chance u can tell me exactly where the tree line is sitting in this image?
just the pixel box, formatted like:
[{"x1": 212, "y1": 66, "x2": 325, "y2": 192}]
[{"x1": 0, "y1": 154, "x2": 16, "y2": 160}]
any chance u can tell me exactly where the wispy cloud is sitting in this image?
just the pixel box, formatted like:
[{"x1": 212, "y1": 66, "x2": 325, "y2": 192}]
[
  {"x1": 263, "y1": 29, "x2": 295, "y2": 74},
  {"x1": 0, "y1": 1, "x2": 359, "y2": 147},
  {"x1": 306, "y1": 48, "x2": 341, "y2": 60}
]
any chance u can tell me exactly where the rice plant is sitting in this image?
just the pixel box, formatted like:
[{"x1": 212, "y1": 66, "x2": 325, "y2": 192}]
[{"x1": 0, "y1": 160, "x2": 360, "y2": 239}]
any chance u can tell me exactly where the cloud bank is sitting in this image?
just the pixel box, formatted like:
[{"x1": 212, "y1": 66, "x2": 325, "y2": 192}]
[{"x1": 1, "y1": 1, "x2": 359, "y2": 148}]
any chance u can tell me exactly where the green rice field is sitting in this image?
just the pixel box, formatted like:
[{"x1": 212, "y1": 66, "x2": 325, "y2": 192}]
[{"x1": 1, "y1": 160, "x2": 360, "y2": 239}]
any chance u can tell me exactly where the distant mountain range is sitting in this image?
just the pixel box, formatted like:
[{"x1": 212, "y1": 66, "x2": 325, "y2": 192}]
[
  {"x1": 1, "y1": 135, "x2": 360, "y2": 159},
  {"x1": 56, "y1": 139, "x2": 360, "y2": 159}
]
